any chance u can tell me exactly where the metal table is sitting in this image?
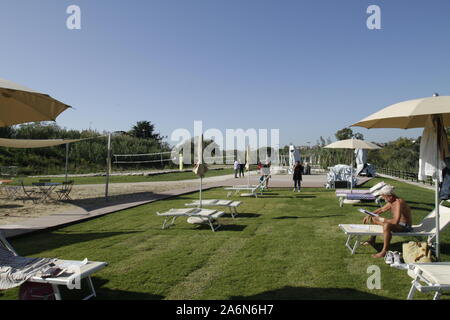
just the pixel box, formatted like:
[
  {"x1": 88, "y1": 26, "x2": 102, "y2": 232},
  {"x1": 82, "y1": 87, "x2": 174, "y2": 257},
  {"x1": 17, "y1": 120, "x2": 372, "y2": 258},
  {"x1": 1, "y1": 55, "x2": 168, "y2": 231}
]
[{"x1": 32, "y1": 182, "x2": 62, "y2": 202}]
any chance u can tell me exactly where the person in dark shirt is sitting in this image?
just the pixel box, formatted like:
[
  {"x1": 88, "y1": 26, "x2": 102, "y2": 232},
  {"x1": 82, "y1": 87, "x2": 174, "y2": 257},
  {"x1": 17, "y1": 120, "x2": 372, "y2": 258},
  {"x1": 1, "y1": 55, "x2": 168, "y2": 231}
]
[{"x1": 293, "y1": 161, "x2": 304, "y2": 192}]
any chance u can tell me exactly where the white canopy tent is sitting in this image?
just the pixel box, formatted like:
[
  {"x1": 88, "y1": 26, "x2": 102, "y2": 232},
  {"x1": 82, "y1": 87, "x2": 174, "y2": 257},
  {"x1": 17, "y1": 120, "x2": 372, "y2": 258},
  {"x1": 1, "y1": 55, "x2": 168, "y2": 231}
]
[{"x1": 0, "y1": 138, "x2": 87, "y2": 182}]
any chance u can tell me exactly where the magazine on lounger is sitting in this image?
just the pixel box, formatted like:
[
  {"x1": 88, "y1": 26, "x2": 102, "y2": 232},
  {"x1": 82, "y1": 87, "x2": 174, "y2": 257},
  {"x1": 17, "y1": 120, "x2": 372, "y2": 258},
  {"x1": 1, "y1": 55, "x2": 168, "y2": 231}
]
[{"x1": 358, "y1": 208, "x2": 378, "y2": 217}]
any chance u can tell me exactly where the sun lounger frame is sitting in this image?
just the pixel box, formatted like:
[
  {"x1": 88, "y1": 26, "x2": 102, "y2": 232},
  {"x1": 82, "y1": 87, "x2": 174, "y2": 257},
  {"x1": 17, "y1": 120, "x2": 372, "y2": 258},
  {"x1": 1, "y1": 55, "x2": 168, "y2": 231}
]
[
  {"x1": 185, "y1": 200, "x2": 241, "y2": 218},
  {"x1": 224, "y1": 175, "x2": 270, "y2": 198},
  {"x1": 157, "y1": 208, "x2": 225, "y2": 232},
  {"x1": 341, "y1": 228, "x2": 434, "y2": 255},
  {"x1": 406, "y1": 263, "x2": 450, "y2": 300},
  {"x1": 336, "y1": 193, "x2": 382, "y2": 208}
]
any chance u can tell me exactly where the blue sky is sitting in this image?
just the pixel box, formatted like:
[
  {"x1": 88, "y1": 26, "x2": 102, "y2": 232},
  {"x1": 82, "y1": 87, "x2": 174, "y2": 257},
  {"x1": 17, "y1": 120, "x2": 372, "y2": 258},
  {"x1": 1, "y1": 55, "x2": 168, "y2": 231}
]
[{"x1": 1, "y1": 0, "x2": 450, "y2": 147}]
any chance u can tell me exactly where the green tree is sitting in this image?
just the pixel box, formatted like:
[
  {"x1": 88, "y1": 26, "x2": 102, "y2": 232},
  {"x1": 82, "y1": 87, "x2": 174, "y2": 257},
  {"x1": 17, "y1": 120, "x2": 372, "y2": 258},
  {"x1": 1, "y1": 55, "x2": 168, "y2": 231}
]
[
  {"x1": 129, "y1": 121, "x2": 164, "y2": 142},
  {"x1": 335, "y1": 128, "x2": 354, "y2": 141},
  {"x1": 367, "y1": 137, "x2": 420, "y2": 171},
  {"x1": 334, "y1": 128, "x2": 364, "y2": 141},
  {"x1": 353, "y1": 132, "x2": 364, "y2": 140},
  {"x1": 0, "y1": 126, "x2": 15, "y2": 138}
]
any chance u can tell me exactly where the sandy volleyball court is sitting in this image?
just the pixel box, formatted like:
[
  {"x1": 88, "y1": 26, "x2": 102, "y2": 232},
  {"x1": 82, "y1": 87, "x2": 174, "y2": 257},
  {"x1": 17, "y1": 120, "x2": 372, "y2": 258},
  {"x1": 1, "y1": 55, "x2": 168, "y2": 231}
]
[{"x1": 0, "y1": 175, "x2": 236, "y2": 225}]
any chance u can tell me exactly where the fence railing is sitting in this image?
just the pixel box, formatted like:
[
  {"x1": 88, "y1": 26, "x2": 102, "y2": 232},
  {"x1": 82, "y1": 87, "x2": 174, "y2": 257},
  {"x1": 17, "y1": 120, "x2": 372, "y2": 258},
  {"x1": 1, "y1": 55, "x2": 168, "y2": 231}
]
[{"x1": 378, "y1": 168, "x2": 433, "y2": 186}]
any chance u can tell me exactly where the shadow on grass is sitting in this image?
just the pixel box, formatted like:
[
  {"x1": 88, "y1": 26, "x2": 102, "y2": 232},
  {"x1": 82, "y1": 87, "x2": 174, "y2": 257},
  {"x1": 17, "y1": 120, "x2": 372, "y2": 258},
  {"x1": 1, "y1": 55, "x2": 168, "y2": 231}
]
[
  {"x1": 231, "y1": 286, "x2": 390, "y2": 300},
  {"x1": 158, "y1": 224, "x2": 247, "y2": 232},
  {"x1": 437, "y1": 243, "x2": 450, "y2": 255},
  {"x1": 273, "y1": 215, "x2": 344, "y2": 220},
  {"x1": 93, "y1": 278, "x2": 161, "y2": 300},
  {"x1": 224, "y1": 213, "x2": 261, "y2": 218},
  {"x1": 259, "y1": 196, "x2": 316, "y2": 199},
  {"x1": 56, "y1": 278, "x2": 165, "y2": 300},
  {"x1": 11, "y1": 231, "x2": 142, "y2": 256},
  {"x1": 194, "y1": 224, "x2": 247, "y2": 232},
  {"x1": 67, "y1": 192, "x2": 170, "y2": 212},
  {"x1": 357, "y1": 239, "x2": 424, "y2": 254}
]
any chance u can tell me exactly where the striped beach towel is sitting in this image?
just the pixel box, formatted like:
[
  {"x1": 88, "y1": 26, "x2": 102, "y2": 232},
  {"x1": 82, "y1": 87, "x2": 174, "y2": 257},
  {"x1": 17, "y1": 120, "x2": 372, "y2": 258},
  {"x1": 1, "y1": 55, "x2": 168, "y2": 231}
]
[
  {"x1": 345, "y1": 193, "x2": 377, "y2": 201},
  {"x1": 0, "y1": 246, "x2": 56, "y2": 290}
]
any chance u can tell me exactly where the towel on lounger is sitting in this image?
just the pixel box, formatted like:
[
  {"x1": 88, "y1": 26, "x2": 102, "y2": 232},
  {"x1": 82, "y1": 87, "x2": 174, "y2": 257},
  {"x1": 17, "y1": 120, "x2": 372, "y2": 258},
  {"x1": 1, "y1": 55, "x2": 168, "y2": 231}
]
[{"x1": 0, "y1": 246, "x2": 56, "y2": 290}]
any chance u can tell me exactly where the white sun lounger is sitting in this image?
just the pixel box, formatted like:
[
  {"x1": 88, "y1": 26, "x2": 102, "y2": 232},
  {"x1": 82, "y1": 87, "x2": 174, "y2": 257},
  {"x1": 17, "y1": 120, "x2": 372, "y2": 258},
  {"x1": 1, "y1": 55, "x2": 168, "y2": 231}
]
[
  {"x1": 335, "y1": 181, "x2": 386, "y2": 207},
  {"x1": 185, "y1": 199, "x2": 241, "y2": 218},
  {"x1": 224, "y1": 175, "x2": 270, "y2": 198},
  {"x1": 406, "y1": 262, "x2": 450, "y2": 300},
  {"x1": 335, "y1": 193, "x2": 382, "y2": 207},
  {"x1": 339, "y1": 205, "x2": 450, "y2": 255},
  {"x1": 335, "y1": 181, "x2": 386, "y2": 195},
  {"x1": 157, "y1": 208, "x2": 225, "y2": 232},
  {"x1": 0, "y1": 232, "x2": 107, "y2": 300},
  {"x1": 28, "y1": 259, "x2": 107, "y2": 300}
]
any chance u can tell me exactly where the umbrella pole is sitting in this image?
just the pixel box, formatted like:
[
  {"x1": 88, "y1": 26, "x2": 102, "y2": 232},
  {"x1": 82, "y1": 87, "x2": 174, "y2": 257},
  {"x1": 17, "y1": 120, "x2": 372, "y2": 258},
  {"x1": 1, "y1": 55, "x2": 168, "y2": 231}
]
[
  {"x1": 435, "y1": 126, "x2": 441, "y2": 260},
  {"x1": 65, "y1": 143, "x2": 69, "y2": 183},
  {"x1": 351, "y1": 151, "x2": 354, "y2": 193},
  {"x1": 199, "y1": 176, "x2": 202, "y2": 208},
  {"x1": 105, "y1": 133, "x2": 111, "y2": 201}
]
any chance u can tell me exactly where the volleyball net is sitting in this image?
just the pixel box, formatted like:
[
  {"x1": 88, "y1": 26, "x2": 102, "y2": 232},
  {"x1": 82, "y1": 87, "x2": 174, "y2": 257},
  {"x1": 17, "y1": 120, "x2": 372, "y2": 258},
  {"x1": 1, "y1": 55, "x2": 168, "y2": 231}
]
[
  {"x1": 112, "y1": 151, "x2": 237, "y2": 167},
  {"x1": 112, "y1": 151, "x2": 176, "y2": 167}
]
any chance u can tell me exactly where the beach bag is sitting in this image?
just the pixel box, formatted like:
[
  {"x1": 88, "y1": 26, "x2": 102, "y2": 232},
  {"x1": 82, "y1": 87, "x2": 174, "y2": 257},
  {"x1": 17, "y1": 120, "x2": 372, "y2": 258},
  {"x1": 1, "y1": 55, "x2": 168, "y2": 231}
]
[
  {"x1": 19, "y1": 282, "x2": 55, "y2": 300},
  {"x1": 402, "y1": 241, "x2": 435, "y2": 263}
]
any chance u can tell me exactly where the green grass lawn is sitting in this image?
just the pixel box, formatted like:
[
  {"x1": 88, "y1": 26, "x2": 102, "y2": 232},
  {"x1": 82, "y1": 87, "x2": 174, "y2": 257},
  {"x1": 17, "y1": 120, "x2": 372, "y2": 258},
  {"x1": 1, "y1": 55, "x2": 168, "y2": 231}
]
[
  {"x1": 1, "y1": 177, "x2": 448, "y2": 300},
  {"x1": 10, "y1": 168, "x2": 234, "y2": 186}
]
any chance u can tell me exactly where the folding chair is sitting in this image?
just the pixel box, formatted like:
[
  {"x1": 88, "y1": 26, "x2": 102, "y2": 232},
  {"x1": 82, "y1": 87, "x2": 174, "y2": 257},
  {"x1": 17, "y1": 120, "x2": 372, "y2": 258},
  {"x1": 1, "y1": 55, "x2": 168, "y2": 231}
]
[
  {"x1": 19, "y1": 180, "x2": 40, "y2": 204},
  {"x1": 2, "y1": 186, "x2": 21, "y2": 201},
  {"x1": 55, "y1": 180, "x2": 74, "y2": 201}
]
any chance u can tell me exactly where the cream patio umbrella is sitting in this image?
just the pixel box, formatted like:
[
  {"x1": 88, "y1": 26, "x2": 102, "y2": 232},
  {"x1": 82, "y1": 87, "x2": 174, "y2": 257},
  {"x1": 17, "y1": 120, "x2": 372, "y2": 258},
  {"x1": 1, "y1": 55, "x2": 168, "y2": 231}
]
[
  {"x1": 352, "y1": 94, "x2": 450, "y2": 259},
  {"x1": 324, "y1": 139, "x2": 381, "y2": 192},
  {"x1": 0, "y1": 78, "x2": 71, "y2": 127},
  {"x1": 193, "y1": 134, "x2": 208, "y2": 208}
]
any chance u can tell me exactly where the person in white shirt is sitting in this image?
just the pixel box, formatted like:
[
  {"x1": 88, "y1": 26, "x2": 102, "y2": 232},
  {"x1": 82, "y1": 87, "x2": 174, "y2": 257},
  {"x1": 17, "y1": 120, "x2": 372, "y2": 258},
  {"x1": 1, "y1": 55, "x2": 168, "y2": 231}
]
[{"x1": 234, "y1": 160, "x2": 239, "y2": 178}]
